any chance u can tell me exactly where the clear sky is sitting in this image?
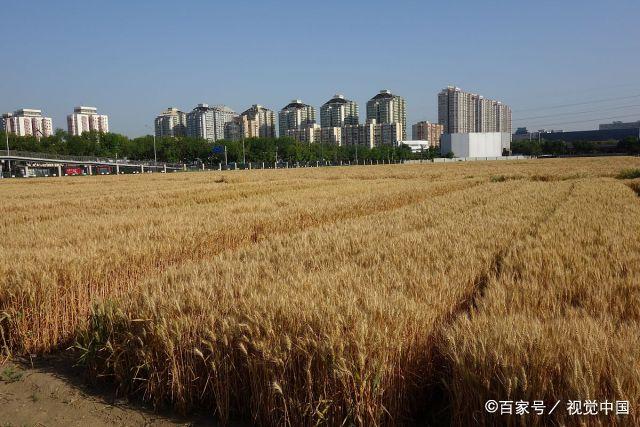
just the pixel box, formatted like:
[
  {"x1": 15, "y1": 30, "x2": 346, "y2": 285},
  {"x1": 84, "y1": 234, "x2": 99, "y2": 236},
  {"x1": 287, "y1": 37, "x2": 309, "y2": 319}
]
[{"x1": 1, "y1": 0, "x2": 639, "y2": 136}]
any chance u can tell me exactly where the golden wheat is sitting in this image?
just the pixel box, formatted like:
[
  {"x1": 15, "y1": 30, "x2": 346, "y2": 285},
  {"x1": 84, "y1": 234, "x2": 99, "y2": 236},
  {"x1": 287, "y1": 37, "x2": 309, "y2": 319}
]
[{"x1": 0, "y1": 157, "x2": 639, "y2": 425}]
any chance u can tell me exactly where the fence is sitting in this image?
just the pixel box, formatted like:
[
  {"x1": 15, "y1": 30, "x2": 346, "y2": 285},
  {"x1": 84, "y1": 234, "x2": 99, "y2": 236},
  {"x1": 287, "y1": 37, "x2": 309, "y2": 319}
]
[
  {"x1": 429, "y1": 155, "x2": 532, "y2": 163},
  {"x1": 214, "y1": 159, "x2": 404, "y2": 171}
]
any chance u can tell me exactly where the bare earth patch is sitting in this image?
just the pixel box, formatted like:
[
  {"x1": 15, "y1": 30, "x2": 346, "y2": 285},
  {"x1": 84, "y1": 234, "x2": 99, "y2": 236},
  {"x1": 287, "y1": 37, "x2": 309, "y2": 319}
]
[{"x1": 0, "y1": 358, "x2": 223, "y2": 427}]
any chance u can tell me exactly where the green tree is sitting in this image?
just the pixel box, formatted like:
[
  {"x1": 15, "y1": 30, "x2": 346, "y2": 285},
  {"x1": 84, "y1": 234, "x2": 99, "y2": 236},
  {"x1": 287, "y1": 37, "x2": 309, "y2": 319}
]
[{"x1": 617, "y1": 136, "x2": 640, "y2": 154}]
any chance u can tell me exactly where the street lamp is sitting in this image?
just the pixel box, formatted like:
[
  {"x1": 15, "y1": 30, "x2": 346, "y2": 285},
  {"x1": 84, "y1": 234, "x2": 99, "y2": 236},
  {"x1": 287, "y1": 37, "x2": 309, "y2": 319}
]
[
  {"x1": 145, "y1": 124, "x2": 158, "y2": 164},
  {"x1": 4, "y1": 118, "x2": 10, "y2": 177},
  {"x1": 242, "y1": 134, "x2": 246, "y2": 165}
]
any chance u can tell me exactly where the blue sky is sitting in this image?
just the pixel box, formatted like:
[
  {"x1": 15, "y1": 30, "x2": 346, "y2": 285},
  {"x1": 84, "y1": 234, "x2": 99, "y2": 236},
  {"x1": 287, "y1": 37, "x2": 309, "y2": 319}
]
[{"x1": 1, "y1": 0, "x2": 639, "y2": 136}]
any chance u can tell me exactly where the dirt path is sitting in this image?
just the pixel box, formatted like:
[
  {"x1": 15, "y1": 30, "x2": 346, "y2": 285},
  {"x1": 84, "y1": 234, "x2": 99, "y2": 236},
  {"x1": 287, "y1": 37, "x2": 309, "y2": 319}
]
[{"x1": 0, "y1": 357, "x2": 224, "y2": 427}]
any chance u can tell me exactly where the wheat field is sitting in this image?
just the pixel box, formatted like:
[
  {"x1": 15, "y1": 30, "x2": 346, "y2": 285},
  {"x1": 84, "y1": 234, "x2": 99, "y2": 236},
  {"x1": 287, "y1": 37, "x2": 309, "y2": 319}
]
[{"x1": 1, "y1": 157, "x2": 639, "y2": 425}]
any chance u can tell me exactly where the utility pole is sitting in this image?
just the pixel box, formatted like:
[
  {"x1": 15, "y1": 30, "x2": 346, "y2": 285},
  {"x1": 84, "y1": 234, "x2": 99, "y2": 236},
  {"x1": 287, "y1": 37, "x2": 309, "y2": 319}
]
[
  {"x1": 153, "y1": 133, "x2": 157, "y2": 164},
  {"x1": 145, "y1": 124, "x2": 157, "y2": 164},
  {"x1": 224, "y1": 145, "x2": 228, "y2": 166},
  {"x1": 242, "y1": 134, "x2": 246, "y2": 165},
  {"x1": 4, "y1": 119, "x2": 10, "y2": 177},
  {"x1": 355, "y1": 143, "x2": 358, "y2": 165}
]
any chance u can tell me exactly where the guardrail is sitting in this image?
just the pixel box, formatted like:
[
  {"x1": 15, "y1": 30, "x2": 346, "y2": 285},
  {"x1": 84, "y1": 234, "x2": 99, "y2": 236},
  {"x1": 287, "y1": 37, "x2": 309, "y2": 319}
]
[{"x1": 0, "y1": 150, "x2": 183, "y2": 168}]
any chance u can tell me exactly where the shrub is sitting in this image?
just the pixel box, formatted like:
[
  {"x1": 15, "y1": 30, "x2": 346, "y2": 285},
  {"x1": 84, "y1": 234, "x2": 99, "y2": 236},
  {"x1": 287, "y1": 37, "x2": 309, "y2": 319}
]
[{"x1": 616, "y1": 168, "x2": 640, "y2": 179}]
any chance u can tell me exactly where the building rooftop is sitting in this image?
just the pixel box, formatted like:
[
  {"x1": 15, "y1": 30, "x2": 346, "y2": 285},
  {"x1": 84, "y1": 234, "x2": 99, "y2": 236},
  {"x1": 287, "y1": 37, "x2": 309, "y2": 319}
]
[
  {"x1": 283, "y1": 100, "x2": 310, "y2": 110},
  {"x1": 159, "y1": 107, "x2": 184, "y2": 116},
  {"x1": 73, "y1": 106, "x2": 99, "y2": 115},
  {"x1": 324, "y1": 94, "x2": 351, "y2": 105},
  {"x1": 212, "y1": 105, "x2": 236, "y2": 113},
  {"x1": 14, "y1": 109, "x2": 43, "y2": 116},
  {"x1": 241, "y1": 104, "x2": 273, "y2": 116},
  {"x1": 371, "y1": 90, "x2": 395, "y2": 100}
]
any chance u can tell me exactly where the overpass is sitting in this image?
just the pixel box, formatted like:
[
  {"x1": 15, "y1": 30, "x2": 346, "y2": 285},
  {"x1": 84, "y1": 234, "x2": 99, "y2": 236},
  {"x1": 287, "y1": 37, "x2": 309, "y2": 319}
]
[{"x1": 0, "y1": 150, "x2": 185, "y2": 177}]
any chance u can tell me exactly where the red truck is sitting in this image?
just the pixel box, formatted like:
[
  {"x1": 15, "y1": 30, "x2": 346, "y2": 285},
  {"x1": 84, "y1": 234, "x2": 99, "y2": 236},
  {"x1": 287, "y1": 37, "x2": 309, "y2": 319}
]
[{"x1": 64, "y1": 167, "x2": 84, "y2": 176}]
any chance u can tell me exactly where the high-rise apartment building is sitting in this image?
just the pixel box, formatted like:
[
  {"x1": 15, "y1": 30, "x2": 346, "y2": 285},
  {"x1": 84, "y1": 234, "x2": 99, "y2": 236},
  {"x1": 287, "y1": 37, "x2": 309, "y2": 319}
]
[
  {"x1": 239, "y1": 104, "x2": 276, "y2": 138},
  {"x1": 411, "y1": 121, "x2": 444, "y2": 147},
  {"x1": 365, "y1": 120, "x2": 406, "y2": 148},
  {"x1": 438, "y1": 87, "x2": 475, "y2": 133},
  {"x1": 211, "y1": 105, "x2": 237, "y2": 141},
  {"x1": 67, "y1": 106, "x2": 109, "y2": 135},
  {"x1": 285, "y1": 123, "x2": 321, "y2": 144},
  {"x1": 438, "y1": 86, "x2": 511, "y2": 135},
  {"x1": 320, "y1": 127, "x2": 342, "y2": 145},
  {"x1": 341, "y1": 119, "x2": 403, "y2": 148},
  {"x1": 285, "y1": 121, "x2": 402, "y2": 148},
  {"x1": 285, "y1": 123, "x2": 346, "y2": 146},
  {"x1": 366, "y1": 90, "x2": 406, "y2": 139},
  {"x1": 475, "y1": 97, "x2": 496, "y2": 132},
  {"x1": 186, "y1": 104, "x2": 237, "y2": 142},
  {"x1": 342, "y1": 125, "x2": 361, "y2": 147},
  {"x1": 495, "y1": 102, "x2": 512, "y2": 135},
  {"x1": 155, "y1": 107, "x2": 187, "y2": 138},
  {"x1": 278, "y1": 100, "x2": 315, "y2": 137},
  {"x1": 320, "y1": 94, "x2": 359, "y2": 128},
  {"x1": 187, "y1": 104, "x2": 215, "y2": 141},
  {"x1": 2, "y1": 109, "x2": 53, "y2": 138},
  {"x1": 224, "y1": 118, "x2": 243, "y2": 141}
]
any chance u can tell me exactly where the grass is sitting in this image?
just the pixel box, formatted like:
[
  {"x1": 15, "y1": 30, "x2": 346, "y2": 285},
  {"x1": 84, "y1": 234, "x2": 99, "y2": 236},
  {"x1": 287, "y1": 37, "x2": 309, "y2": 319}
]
[
  {"x1": 1, "y1": 157, "x2": 640, "y2": 425},
  {"x1": 0, "y1": 365, "x2": 22, "y2": 383},
  {"x1": 616, "y1": 168, "x2": 640, "y2": 179}
]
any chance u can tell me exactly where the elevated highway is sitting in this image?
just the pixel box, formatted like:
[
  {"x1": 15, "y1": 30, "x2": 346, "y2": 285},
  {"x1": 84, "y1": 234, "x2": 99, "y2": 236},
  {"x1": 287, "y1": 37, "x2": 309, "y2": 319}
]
[{"x1": 0, "y1": 150, "x2": 184, "y2": 177}]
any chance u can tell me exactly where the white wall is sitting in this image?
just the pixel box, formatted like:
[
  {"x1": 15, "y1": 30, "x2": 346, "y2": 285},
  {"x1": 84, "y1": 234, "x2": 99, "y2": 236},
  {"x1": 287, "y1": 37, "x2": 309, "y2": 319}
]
[{"x1": 441, "y1": 132, "x2": 508, "y2": 158}]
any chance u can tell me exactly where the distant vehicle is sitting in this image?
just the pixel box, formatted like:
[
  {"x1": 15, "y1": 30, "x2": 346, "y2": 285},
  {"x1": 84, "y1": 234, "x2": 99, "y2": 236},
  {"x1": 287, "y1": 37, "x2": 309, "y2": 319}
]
[
  {"x1": 96, "y1": 166, "x2": 112, "y2": 175},
  {"x1": 23, "y1": 167, "x2": 51, "y2": 178},
  {"x1": 65, "y1": 167, "x2": 84, "y2": 176}
]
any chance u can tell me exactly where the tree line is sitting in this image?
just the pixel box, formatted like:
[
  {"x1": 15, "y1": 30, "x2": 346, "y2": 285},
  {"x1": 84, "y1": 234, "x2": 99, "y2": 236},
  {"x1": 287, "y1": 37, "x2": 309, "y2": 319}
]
[
  {"x1": 0, "y1": 129, "x2": 427, "y2": 164},
  {"x1": 7, "y1": 129, "x2": 635, "y2": 162},
  {"x1": 511, "y1": 136, "x2": 640, "y2": 156}
]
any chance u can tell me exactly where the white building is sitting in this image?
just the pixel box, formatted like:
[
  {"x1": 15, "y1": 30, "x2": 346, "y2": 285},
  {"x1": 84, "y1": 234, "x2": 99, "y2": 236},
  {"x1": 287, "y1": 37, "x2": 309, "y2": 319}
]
[
  {"x1": 2, "y1": 109, "x2": 53, "y2": 138},
  {"x1": 440, "y1": 132, "x2": 511, "y2": 158},
  {"x1": 399, "y1": 140, "x2": 434, "y2": 153},
  {"x1": 67, "y1": 106, "x2": 109, "y2": 135}
]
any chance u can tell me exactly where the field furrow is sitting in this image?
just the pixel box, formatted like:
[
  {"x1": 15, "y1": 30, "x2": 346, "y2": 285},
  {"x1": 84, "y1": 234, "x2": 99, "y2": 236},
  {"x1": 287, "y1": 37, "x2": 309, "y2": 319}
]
[{"x1": 442, "y1": 179, "x2": 640, "y2": 426}]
